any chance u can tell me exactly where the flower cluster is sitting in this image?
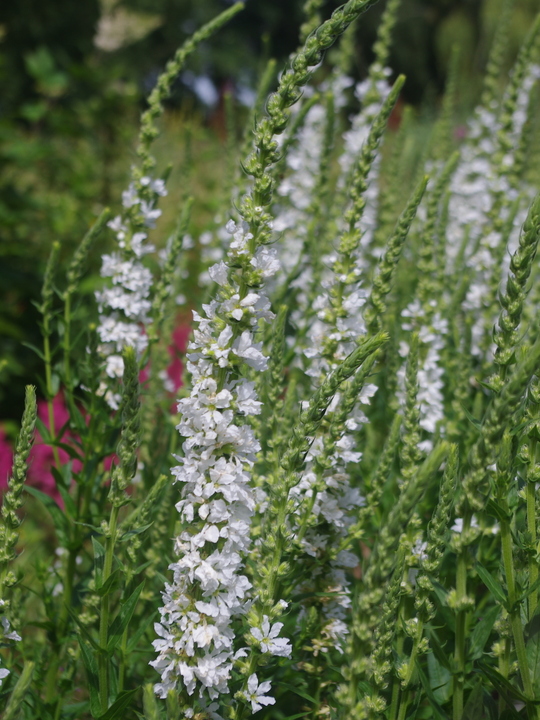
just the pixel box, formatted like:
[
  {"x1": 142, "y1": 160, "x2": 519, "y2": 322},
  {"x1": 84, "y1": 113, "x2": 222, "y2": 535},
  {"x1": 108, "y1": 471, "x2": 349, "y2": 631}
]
[
  {"x1": 151, "y1": 218, "x2": 288, "y2": 708},
  {"x1": 96, "y1": 176, "x2": 167, "y2": 407},
  {"x1": 338, "y1": 65, "x2": 393, "y2": 256},
  {"x1": 0, "y1": 600, "x2": 21, "y2": 687},
  {"x1": 274, "y1": 75, "x2": 352, "y2": 276},
  {"x1": 398, "y1": 300, "x2": 448, "y2": 451},
  {"x1": 455, "y1": 63, "x2": 540, "y2": 357}
]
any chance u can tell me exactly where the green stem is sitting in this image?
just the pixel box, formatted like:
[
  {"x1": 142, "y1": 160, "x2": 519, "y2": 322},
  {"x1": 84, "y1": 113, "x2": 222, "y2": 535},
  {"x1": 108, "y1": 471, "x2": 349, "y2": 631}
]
[
  {"x1": 389, "y1": 567, "x2": 409, "y2": 720},
  {"x1": 117, "y1": 567, "x2": 133, "y2": 694},
  {"x1": 118, "y1": 625, "x2": 128, "y2": 693},
  {"x1": 527, "y1": 439, "x2": 538, "y2": 620},
  {"x1": 99, "y1": 505, "x2": 119, "y2": 713},
  {"x1": 397, "y1": 620, "x2": 425, "y2": 720},
  {"x1": 44, "y1": 656, "x2": 61, "y2": 705},
  {"x1": 453, "y1": 513, "x2": 470, "y2": 720},
  {"x1": 500, "y1": 507, "x2": 537, "y2": 714},
  {"x1": 498, "y1": 635, "x2": 511, "y2": 716},
  {"x1": 43, "y1": 331, "x2": 61, "y2": 469}
]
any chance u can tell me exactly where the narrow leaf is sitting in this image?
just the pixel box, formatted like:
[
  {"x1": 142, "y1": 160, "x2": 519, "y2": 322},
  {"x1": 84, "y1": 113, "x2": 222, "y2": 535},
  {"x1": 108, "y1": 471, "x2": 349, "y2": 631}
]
[
  {"x1": 66, "y1": 606, "x2": 100, "y2": 651},
  {"x1": 92, "y1": 537, "x2": 106, "y2": 588},
  {"x1": 470, "y1": 604, "x2": 500, "y2": 660},
  {"x1": 462, "y1": 680, "x2": 484, "y2": 720},
  {"x1": 98, "y1": 689, "x2": 139, "y2": 720},
  {"x1": 77, "y1": 635, "x2": 101, "y2": 718},
  {"x1": 126, "y1": 611, "x2": 157, "y2": 653},
  {"x1": 427, "y1": 652, "x2": 452, "y2": 704},
  {"x1": 21, "y1": 341, "x2": 46, "y2": 360},
  {"x1": 34, "y1": 417, "x2": 53, "y2": 444},
  {"x1": 478, "y1": 661, "x2": 529, "y2": 704},
  {"x1": 278, "y1": 682, "x2": 317, "y2": 705},
  {"x1": 107, "y1": 582, "x2": 144, "y2": 653},
  {"x1": 95, "y1": 567, "x2": 124, "y2": 598},
  {"x1": 25, "y1": 486, "x2": 69, "y2": 543},
  {"x1": 416, "y1": 663, "x2": 449, "y2": 720},
  {"x1": 476, "y1": 563, "x2": 508, "y2": 608},
  {"x1": 118, "y1": 524, "x2": 153, "y2": 542},
  {"x1": 526, "y1": 611, "x2": 540, "y2": 694}
]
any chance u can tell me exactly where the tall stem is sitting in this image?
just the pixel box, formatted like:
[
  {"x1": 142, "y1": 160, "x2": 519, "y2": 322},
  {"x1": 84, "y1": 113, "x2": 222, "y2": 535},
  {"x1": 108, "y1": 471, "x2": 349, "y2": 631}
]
[
  {"x1": 527, "y1": 438, "x2": 538, "y2": 620},
  {"x1": 397, "y1": 619, "x2": 425, "y2": 720},
  {"x1": 453, "y1": 512, "x2": 470, "y2": 720},
  {"x1": 500, "y1": 504, "x2": 537, "y2": 717},
  {"x1": 99, "y1": 505, "x2": 119, "y2": 713},
  {"x1": 43, "y1": 330, "x2": 61, "y2": 469}
]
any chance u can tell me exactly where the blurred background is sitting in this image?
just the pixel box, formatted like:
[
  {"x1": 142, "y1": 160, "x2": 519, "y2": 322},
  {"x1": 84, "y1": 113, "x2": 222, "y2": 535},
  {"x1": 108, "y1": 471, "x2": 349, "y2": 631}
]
[{"x1": 0, "y1": 0, "x2": 538, "y2": 432}]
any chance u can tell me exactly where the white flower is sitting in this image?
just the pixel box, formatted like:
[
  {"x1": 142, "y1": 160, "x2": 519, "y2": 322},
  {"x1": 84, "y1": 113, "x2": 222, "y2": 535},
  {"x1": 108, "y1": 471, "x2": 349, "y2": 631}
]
[
  {"x1": 245, "y1": 674, "x2": 276, "y2": 713},
  {"x1": 1, "y1": 617, "x2": 21, "y2": 642},
  {"x1": 411, "y1": 538, "x2": 428, "y2": 562},
  {"x1": 153, "y1": 208, "x2": 275, "y2": 706},
  {"x1": 251, "y1": 247, "x2": 281, "y2": 278},
  {"x1": 0, "y1": 667, "x2": 9, "y2": 686},
  {"x1": 250, "y1": 616, "x2": 292, "y2": 657},
  {"x1": 97, "y1": 172, "x2": 168, "y2": 407},
  {"x1": 208, "y1": 261, "x2": 229, "y2": 287},
  {"x1": 122, "y1": 183, "x2": 139, "y2": 208},
  {"x1": 452, "y1": 516, "x2": 479, "y2": 533},
  {"x1": 232, "y1": 332, "x2": 268, "y2": 371}
]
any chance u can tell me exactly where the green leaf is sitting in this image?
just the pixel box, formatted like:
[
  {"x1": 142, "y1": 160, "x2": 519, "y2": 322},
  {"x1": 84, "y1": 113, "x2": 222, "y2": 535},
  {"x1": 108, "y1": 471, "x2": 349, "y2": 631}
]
[
  {"x1": 478, "y1": 661, "x2": 529, "y2": 705},
  {"x1": 427, "y1": 652, "x2": 452, "y2": 704},
  {"x1": 35, "y1": 417, "x2": 53, "y2": 444},
  {"x1": 476, "y1": 563, "x2": 508, "y2": 609},
  {"x1": 118, "y1": 524, "x2": 153, "y2": 542},
  {"x1": 461, "y1": 404, "x2": 482, "y2": 431},
  {"x1": 63, "y1": 701, "x2": 91, "y2": 717},
  {"x1": 518, "y1": 574, "x2": 540, "y2": 604},
  {"x1": 426, "y1": 626, "x2": 452, "y2": 672},
  {"x1": 278, "y1": 682, "x2": 317, "y2": 705},
  {"x1": 126, "y1": 610, "x2": 157, "y2": 653},
  {"x1": 429, "y1": 579, "x2": 455, "y2": 633},
  {"x1": 526, "y1": 611, "x2": 540, "y2": 694},
  {"x1": 95, "y1": 568, "x2": 124, "y2": 598},
  {"x1": 97, "y1": 689, "x2": 139, "y2": 720},
  {"x1": 485, "y1": 499, "x2": 512, "y2": 524},
  {"x1": 50, "y1": 463, "x2": 71, "y2": 490},
  {"x1": 77, "y1": 635, "x2": 101, "y2": 718},
  {"x1": 416, "y1": 663, "x2": 449, "y2": 720},
  {"x1": 132, "y1": 559, "x2": 153, "y2": 575},
  {"x1": 74, "y1": 520, "x2": 104, "y2": 534},
  {"x1": 470, "y1": 604, "x2": 500, "y2": 660},
  {"x1": 107, "y1": 582, "x2": 144, "y2": 653},
  {"x1": 54, "y1": 441, "x2": 83, "y2": 462},
  {"x1": 462, "y1": 680, "x2": 484, "y2": 720},
  {"x1": 66, "y1": 606, "x2": 100, "y2": 651},
  {"x1": 92, "y1": 537, "x2": 106, "y2": 588},
  {"x1": 51, "y1": 474, "x2": 77, "y2": 519},
  {"x1": 21, "y1": 341, "x2": 46, "y2": 361},
  {"x1": 25, "y1": 486, "x2": 69, "y2": 544},
  {"x1": 69, "y1": 402, "x2": 89, "y2": 433}
]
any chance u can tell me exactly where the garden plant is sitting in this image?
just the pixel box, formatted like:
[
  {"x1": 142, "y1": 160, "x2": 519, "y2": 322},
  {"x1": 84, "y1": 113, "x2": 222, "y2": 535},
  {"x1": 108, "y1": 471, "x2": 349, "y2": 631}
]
[{"x1": 3, "y1": 0, "x2": 540, "y2": 718}]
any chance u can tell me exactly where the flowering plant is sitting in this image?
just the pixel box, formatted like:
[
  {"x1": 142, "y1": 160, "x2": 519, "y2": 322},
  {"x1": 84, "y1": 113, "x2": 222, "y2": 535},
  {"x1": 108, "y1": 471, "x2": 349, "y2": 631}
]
[{"x1": 3, "y1": 1, "x2": 540, "y2": 719}]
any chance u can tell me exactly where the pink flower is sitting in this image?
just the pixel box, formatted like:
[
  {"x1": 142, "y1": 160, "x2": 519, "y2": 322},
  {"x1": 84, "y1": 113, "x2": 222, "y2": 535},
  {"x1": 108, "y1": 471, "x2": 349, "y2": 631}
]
[
  {"x1": 27, "y1": 393, "x2": 82, "y2": 506},
  {"x1": 0, "y1": 428, "x2": 14, "y2": 491},
  {"x1": 166, "y1": 322, "x2": 190, "y2": 392}
]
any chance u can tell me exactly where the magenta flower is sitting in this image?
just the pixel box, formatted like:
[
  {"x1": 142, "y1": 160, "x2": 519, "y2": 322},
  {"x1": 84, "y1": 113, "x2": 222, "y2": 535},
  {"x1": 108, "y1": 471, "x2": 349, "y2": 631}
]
[{"x1": 0, "y1": 428, "x2": 14, "y2": 491}]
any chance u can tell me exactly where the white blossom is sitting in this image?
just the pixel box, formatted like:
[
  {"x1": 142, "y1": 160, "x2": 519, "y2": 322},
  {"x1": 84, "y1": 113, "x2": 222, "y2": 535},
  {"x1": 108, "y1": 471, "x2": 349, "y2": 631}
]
[
  {"x1": 96, "y1": 173, "x2": 168, "y2": 406},
  {"x1": 244, "y1": 674, "x2": 276, "y2": 713},
  {"x1": 152, "y1": 214, "x2": 287, "y2": 710},
  {"x1": 250, "y1": 616, "x2": 292, "y2": 657}
]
